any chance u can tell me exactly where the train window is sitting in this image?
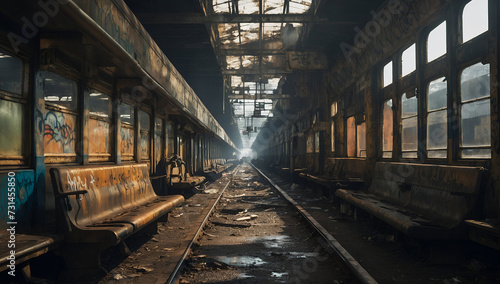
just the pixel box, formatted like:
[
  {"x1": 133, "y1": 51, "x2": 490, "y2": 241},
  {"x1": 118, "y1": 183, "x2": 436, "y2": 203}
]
[
  {"x1": 44, "y1": 71, "x2": 78, "y2": 110},
  {"x1": 89, "y1": 90, "x2": 112, "y2": 161},
  {"x1": 460, "y1": 62, "x2": 490, "y2": 158},
  {"x1": 382, "y1": 61, "x2": 393, "y2": 87},
  {"x1": 331, "y1": 101, "x2": 337, "y2": 153},
  {"x1": 314, "y1": 132, "x2": 320, "y2": 153},
  {"x1": 89, "y1": 91, "x2": 111, "y2": 118},
  {"x1": 119, "y1": 103, "x2": 135, "y2": 125},
  {"x1": 357, "y1": 122, "x2": 366, "y2": 158},
  {"x1": 462, "y1": 0, "x2": 488, "y2": 43},
  {"x1": 347, "y1": 116, "x2": 355, "y2": 157},
  {"x1": 119, "y1": 103, "x2": 135, "y2": 160},
  {"x1": 139, "y1": 111, "x2": 150, "y2": 160},
  {"x1": 0, "y1": 50, "x2": 22, "y2": 95},
  {"x1": 0, "y1": 51, "x2": 26, "y2": 164},
  {"x1": 427, "y1": 77, "x2": 447, "y2": 158},
  {"x1": 306, "y1": 131, "x2": 314, "y2": 154},
  {"x1": 427, "y1": 21, "x2": 447, "y2": 62},
  {"x1": 382, "y1": 99, "x2": 393, "y2": 158},
  {"x1": 166, "y1": 123, "x2": 174, "y2": 158},
  {"x1": 401, "y1": 92, "x2": 418, "y2": 158},
  {"x1": 401, "y1": 44, "x2": 416, "y2": 77},
  {"x1": 43, "y1": 72, "x2": 78, "y2": 158},
  {"x1": 154, "y1": 118, "x2": 164, "y2": 167}
]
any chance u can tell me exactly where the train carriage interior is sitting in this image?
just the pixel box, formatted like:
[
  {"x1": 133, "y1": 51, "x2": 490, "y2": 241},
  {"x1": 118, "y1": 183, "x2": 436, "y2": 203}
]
[{"x1": 1, "y1": 0, "x2": 500, "y2": 283}]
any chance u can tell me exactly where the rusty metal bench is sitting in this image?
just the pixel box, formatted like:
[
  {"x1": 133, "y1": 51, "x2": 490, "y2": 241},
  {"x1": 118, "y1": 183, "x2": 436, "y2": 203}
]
[
  {"x1": 335, "y1": 162, "x2": 485, "y2": 239},
  {"x1": 50, "y1": 163, "x2": 184, "y2": 273},
  {"x1": 299, "y1": 158, "x2": 365, "y2": 194},
  {"x1": 166, "y1": 157, "x2": 205, "y2": 191}
]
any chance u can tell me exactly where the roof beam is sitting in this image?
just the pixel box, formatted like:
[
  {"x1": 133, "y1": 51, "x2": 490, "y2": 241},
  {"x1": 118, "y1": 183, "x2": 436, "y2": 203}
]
[
  {"x1": 222, "y1": 68, "x2": 292, "y2": 75},
  {"x1": 219, "y1": 49, "x2": 284, "y2": 56},
  {"x1": 136, "y1": 13, "x2": 328, "y2": 24},
  {"x1": 228, "y1": 94, "x2": 290, "y2": 100}
]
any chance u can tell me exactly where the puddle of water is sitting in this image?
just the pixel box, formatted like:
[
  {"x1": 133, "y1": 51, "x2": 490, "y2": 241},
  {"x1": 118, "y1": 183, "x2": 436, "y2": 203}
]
[
  {"x1": 272, "y1": 272, "x2": 288, "y2": 278},
  {"x1": 213, "y1": 256, "x2": 266, "y2": 267},
  {"x1": 287, "y1": 252, "x2": 320, "y2": 259},
  {"x1": 239, "y1": 273, "x2": 255, "y2": 279},
  {"x1": 249, "y1": 235, "x2": 291, "y2": 248}
]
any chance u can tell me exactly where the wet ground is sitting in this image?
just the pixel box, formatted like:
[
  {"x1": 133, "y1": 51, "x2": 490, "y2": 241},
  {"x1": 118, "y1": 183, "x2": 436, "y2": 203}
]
[{"x1": 179, "y1": 163, "x2": 349, "y2": 283}]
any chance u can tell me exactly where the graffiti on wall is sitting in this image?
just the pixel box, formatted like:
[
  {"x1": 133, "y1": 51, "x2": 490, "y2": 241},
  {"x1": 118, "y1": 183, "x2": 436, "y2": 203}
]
[
  {"x1": 0, "y1": 170, "x2": 35, "y2": 231},
  {"x1": 44, "y1": 110, "x2": 76, "y2": 154},
  {"x1": 89, "y1": 119, "x2": 110, "y2": 155}
]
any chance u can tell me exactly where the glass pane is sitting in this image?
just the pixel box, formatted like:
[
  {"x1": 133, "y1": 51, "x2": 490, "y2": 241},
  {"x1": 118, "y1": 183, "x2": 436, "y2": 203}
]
[
  {"x1": 463, "y1": 0, "x2": 488, "y2": 43},
  {"x1": 427, "y1": 21, "x2": 447, "y2": 62},
  {"x1": 383, "y1": 100, "x2": 393, "y2": 154},
  {"x1": 402, "y1": 93, "x2": 417, "y2": 118},
  {"x1": 427, "y1": 110, "x2": 447, "y2": 150},
  {"x1": 314, "y1": 132, "x2": 320, "y2": 153},
  {"x1": 155, "y1": 117, "x2": 163, "y2": 135},
  {"x1": 402, "y1": 117, "x2": 418, "y2": 152},
  {"x1": 428, "y1": 150, "x2": 447, "y2": 159},
  {"x1": 0, "y1": 50, "x2": 22, "y2": 95},
  {"x1": 461, "y1": 63, "x2": 490, "y2": 102},
  {"x1": 89, "y1": 119, "x2": 111, "y2": 155},
  {"x1": 0, "y1": 100, "x2": 24, "y2": 156},
  {"x1": 44, "y1": 72, "x2": 78, "y2": 110},
  {"x1": 331, "y1": 121, "x2": 335, "y2": 152},
  {"x1": 402, "y1": 44, "x2": 416, "y2": 77},
  {"x1": 89, "y1": 90, "x2": 111, "y2": 118},
  {"x1": 306, "y1": 132, "x2": 313, "y2": 153},
  {"x1": 402, "y1": 152, "x2": 418, "y2": 159},
  {"x1": 357, "y1": 122, "x2": 366, "y2": 157},
  {"x1": 347, "y1": 116, "x2": 356, "y2": 157},
  {"x1": 119, "y1": 103, "x2": 134, "y2": 125},
  {"x1": 383, "y1": 61, "x2": 393, "y2": 87},
  {"x1": 428, "y1": 77, "x2": 447, "y2": 111},
  {"x1": 331, "y1": 102, "x2": 337, "y2": 117},
  {"x1": 462, "y1": 148, "x2": 490, "y2": 159},
  {"x1": 461, "y1": 99, "x2": 490, "y2": 147},
  {"x1": 141, "y1": 132, "x2": 149, "y2": 159},
  {"x1": 139, "y1": 111, "x2": 150, "y2": 131}
]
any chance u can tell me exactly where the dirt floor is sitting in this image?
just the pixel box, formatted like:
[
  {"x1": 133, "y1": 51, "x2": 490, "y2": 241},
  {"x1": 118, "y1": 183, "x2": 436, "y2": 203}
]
[{"x1": 179, "y1": 163, "x2": 350, "y2": 284}]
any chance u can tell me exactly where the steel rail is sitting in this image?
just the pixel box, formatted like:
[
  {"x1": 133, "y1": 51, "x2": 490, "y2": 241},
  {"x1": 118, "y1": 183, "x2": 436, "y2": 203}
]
[
  {"x1": 165, "y1": 164, "x2": 241, "y2": 284},
  {"x1": 251, "y1": 163, "x2": 378, "y2": 284}
]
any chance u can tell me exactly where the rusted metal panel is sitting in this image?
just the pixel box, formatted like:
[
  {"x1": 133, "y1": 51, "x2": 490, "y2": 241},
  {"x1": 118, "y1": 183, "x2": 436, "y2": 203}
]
[
  {"x1": 286, "y1": 51, "x2": 328, "y2": 70},
  {"x1": 0, "y1": 170, "x2": 35, "y2": 232},
  {"x1": 70, "y1": 0, "x2": 236, "y2": 149}
]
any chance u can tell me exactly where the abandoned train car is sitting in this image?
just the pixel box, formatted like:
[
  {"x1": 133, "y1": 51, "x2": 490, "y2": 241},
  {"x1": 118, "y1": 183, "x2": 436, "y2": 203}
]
[
  {"x1": 0, "y1": 0, "x2": 237, "y2": 277},
  {"x1": 254, "y1": 0, "x2": 500, "y2": 248}
]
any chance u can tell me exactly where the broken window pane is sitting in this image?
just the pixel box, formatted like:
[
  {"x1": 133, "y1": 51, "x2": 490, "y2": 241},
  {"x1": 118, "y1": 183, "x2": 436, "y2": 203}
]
[
  {"x1": 383, "y1": 61, "x2": 393, "y2": 87},
  {"x1": 382, "y1": 100, "x2": 393, "y2": 158},
  {"x1": 401, "y1": 44, "x2": 416, "y2": 77},
  {"x1": 427, "y1": 21, "x2": 447, "y2": 62},
  {"x1": 119, "y1": 103, "x2": 134, "y2": 125},
  {"x1": 463, "y1": 0, "x2": 488, "y2": 43}
]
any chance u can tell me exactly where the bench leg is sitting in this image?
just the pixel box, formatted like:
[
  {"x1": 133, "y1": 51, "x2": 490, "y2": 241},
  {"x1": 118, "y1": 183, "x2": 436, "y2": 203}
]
[
  {"x1": 59, "y1": 244, "x2": 107, "y2": 280},
  {"x1": 158, "y1": 213, "x2": 169, "y2": 223}
]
